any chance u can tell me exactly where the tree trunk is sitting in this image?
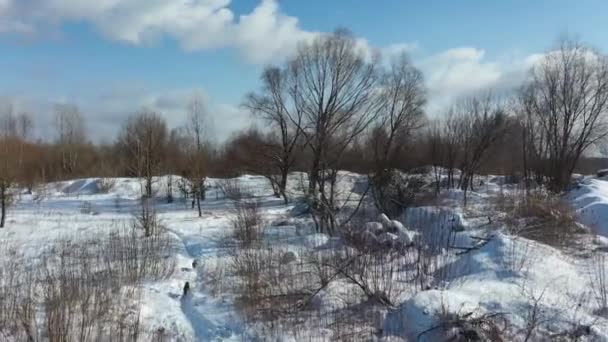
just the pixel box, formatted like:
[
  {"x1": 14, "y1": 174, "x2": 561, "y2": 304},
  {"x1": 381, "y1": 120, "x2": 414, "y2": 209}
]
[
  {"x1": 196, "y1": 196, "x2": 202, "y2": 217},
  {"x1": 0, "y1": 186, "x2": 5, "y2": 228},
  {"x1": 433, "y1": 165, "x2": 441, "y2": 196},
  {"x1": 280, "y1": 169, "x2": 289, "y2": 204},
  {"x1": 308, "y1": 152, "x2": 321, "y2": 198},
  {"x1": 145, "y1": 176, "x2": 153, "y2": 198},
  {"x1": 167, "y1": 177, "x2": 174, "y2": 203},
  {"x1": 199, "y1": 181, "x2": 206, "y2": 201}
]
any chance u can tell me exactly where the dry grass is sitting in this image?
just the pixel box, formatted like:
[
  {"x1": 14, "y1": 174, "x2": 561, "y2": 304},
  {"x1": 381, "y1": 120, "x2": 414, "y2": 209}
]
[
  {"x1": 589, "y1": 252, "x2": 608, "y2": 316},
  {"x1": 494, "y1": 189, "x2": 583, "y2": 247},
  {"x1": 0, "y1": 224, "x2": 175, "y2": 341},
  {"x1": 219, "y1": 178, "x2": 254, "y2": 201}
]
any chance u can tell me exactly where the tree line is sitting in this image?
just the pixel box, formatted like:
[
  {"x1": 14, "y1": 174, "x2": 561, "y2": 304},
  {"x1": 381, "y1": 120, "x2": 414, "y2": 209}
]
[{"x1": 1, "y1": 30, "x2": 608, "y2": 231}]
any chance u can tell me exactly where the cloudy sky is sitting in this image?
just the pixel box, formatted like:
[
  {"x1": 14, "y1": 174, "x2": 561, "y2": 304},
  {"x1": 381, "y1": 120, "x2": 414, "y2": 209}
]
[{"x1": 0, "y1": 0, "x2": 606, "y2": 141}]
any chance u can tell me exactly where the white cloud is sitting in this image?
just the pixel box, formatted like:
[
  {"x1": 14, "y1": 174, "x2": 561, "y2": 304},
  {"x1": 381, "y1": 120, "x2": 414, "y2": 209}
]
[
  {"x1": 89, "y1": 85, "x2": 254, "y2": 142},
  {"x1": 0, "y1": 85, "x2": 255, "y2": 143},
  {"x1": 416, "y1": 47, "x2": 534, "y2": 114},
  {"x1": 233, "y1": 0, "x2": 316, "y2": 63},
  {"x1": 421, "y1": 48, "x2": 501, "y2": 96},
  {"x1": 2, "y1": 45, "x2": 542, "y2": 141},
  {"x1": 0, "y1": 0, "x2": 550, "y2": 140},
  {"x1": 0, "y1": 0, "x2": 315, "y2": 63},
  {"x1": 382, "y1": 42, "x2": 419, "y2": 59}
]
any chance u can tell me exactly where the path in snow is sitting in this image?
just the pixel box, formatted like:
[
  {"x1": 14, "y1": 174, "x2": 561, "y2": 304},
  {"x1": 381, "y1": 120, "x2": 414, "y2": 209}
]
[{"x1": 165, "y1": 212, "x2": 242, "y2": 341}]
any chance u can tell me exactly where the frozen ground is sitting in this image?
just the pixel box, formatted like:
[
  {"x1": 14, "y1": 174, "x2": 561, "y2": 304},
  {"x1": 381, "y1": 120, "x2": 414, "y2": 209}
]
[{"x1": 2, "y1": 173, "x2": 608, "y2": 341}]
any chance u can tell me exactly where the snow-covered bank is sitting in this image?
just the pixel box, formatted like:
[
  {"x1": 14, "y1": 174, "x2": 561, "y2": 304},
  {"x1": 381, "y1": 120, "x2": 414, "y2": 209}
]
[{"x1": 569, "y1": 176, "x2": 608, "y2": 237}]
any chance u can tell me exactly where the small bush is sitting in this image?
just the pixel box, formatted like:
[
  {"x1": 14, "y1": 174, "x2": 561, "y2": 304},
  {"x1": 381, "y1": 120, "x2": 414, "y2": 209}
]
[
  {"x1": 102, "y1": 224, "x2": 176, "y2": 286},
  {"x1": 589, "y1": 252, "x2": 608, "y2": 316},
  {"x1": 231, "y1": 200, "x2": 264, "y2": 247},
  {"x1": 230, "y1": 245, "x2": 312, "y2": 323},
  {"x1": 97, "y1": 177, "x2": 116, "y2": 193},
  {"x1": 503, "y1": 236, "x2": 535, "y2": 276},
  {"x1": 133, "y1": 198, "x2": 162, "y2": 237},
  {"x1": 80, "y1": 200, "x2": 97, "y2": 214},
  {"x1": 418, "y1": 301, "x2": 507, "y2": 342},
  {"x1": 371, "y1": 170, "x2": 427, "y2": 218},
  {"x1": 219, "y1": 179, "x2": 253, "y2": 201}
]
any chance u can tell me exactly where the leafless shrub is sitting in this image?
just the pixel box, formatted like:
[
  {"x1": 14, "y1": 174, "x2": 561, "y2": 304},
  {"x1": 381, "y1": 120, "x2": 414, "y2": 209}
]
[
  {"x1": 514, "y1": 281, "x2": 565, "y2": 342},
  {"x1": 0, "y1": 247, "x2": 25, "y2": 338},
  {"x1": 341, "y1": 248, "x2": 415, "y2": 307},
  {"x1": 101, "y1": 224, "x2": 176, "y2": 286},
  {"x1": 80, "y1": 200, "x2": 94, "y2": 214},
  {"x1": 409, "y1": 218, "x2": 465, "y2": 290},
  {"x1": 230, "y1": 245, "x2": 312, "y2": 323},
  {"x1": 417, "y1": 299, "x2": 508, "y2": 342},
  {"x1": 550, "y1": 291, "x2": 597, "y2": 341},
  {"x1": 305, "y1": 251, "x2": 338, "y2": 289},
  {"x1": 0, "y1": 227, "x2": 174, "y2": 341},
  {"x1": 504, "y1": 235, "x2": 535, "y2": 276},
  {"x1": 133, "y1": 197, "x2": 162, "y2": 237},
  {"x1": 231, "y1": 200, "x2": 264, "y2": 247},
  {"x1": 219, "y1": 178, "x2": 253, "y2": 201},
  {"x1": 589, "y1": 252, "x2": 608, "y2": 316},
  {"x1": 231, "y1": 247, "x2": 268, "y2": 314},
  {"x1": 97, "y1": 177, "x2": 116, "y2": 193},
  {"x1": 33, "y1": 184, "x2": 47, "y2": 205},
  {"x1": 370, "y1": 171, "x2": 427, "y2": 218},
  {"x1": 200, "y1": 259, "x2": 228, "y2": 298}
]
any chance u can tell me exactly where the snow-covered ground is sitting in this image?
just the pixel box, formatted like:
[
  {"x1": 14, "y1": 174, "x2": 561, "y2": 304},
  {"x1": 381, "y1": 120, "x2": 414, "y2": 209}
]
[
  {"x1": 1, "y1": 175, "x2": 281, "y2": 341},
  {"x1": 2, "y1": 173, "x2": 608, "y2": 341}
]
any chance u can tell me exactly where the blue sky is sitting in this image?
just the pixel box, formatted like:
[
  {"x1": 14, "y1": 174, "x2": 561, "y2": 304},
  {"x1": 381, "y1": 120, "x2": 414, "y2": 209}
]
[{"x1": 0, "y1": 0, "x2": 606, "y2": 141}]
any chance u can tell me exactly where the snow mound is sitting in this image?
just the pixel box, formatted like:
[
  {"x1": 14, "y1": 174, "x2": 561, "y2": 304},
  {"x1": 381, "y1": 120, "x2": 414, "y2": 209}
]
[
  {"x1": 61, "y1": 178, "x2": 101, "y2": 194},
  {"x1": 354, "y1": 215, "x2": 417, "y2": 248},
  {"x1": 568, "y1": 177, "x2": 608, "y2": 237},
  {"x1": 310, "y1": 280, "x2": 366, "y2": 311},
  {"x1": 403, "y1": 206, "x2": 467, "y2": 232},
  {"x1": 383, "y1": 233, "x2": 602, "y2": 341}
]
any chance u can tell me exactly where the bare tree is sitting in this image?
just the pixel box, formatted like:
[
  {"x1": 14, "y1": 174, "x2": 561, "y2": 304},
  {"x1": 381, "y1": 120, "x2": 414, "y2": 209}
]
[
  {"x1": 118, "y1": 110, "x2": 168, "y2": 198},
  {"x1": 244, "y1": 66, "x2": 303, "y2": 204},
  {"x1": 54, "y1": 104, "x2": 86, "y2": 176},
  {"x1": 520, "y1": 38, "x2": 608, "y2": 191},
  {"x1": 184, "y1": 96, "x2": 211, "y2": 217},
  {"x1": 17, "y1": 112, "x2": 33, "y2": 141},
  {"x1": 426, "y1": 120, "x2": 444, "y2": 196},
  {"x1": 0, "y1": 104, "x2": 22, "y2": 227},
  {"x1": 442, "y1": 111, "x2": 462, "y2": 189},
  {"x1": 224, "y1": 128, "x2": 293, "y2": 201},
  {"x1": 452, "y1": 95, "x2": 508, "y2": 204},
  {"x1": 164, "y1": 129, "x2": 188, "y2": 204},
  {"x1": 283, "y1": 29, "x2": 381, "y2": 234},
  {"x1": 369, "y1": 53, "x2": 426, "y2": 217}
]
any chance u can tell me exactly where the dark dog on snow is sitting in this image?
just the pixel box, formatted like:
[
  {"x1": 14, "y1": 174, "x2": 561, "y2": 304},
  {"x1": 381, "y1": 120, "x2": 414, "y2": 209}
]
[{"x1": 183, "y1": 282, "x2": 190, "y2": 297}]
